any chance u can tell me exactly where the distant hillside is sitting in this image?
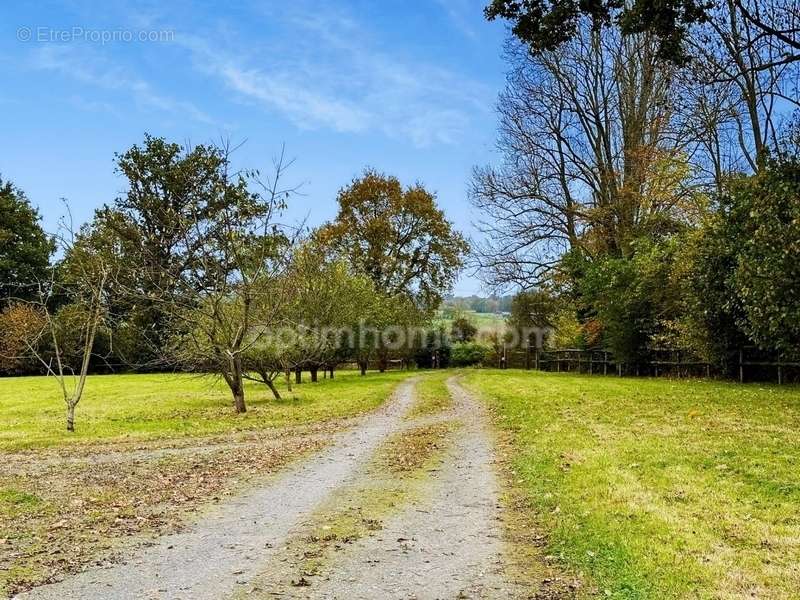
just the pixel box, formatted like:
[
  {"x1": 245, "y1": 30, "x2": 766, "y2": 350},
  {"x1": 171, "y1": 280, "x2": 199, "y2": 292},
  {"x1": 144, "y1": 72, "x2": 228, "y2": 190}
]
[
  {"x1": 442, "y1": 294, "x2": 513, "y2": 314},
  {"x1": 437, "y1": 295, "x2": 509, "y2": 332}
]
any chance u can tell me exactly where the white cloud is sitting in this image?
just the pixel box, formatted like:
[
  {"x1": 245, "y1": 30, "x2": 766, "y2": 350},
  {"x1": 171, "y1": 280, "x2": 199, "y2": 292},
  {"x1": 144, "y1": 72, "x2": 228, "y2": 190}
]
[
  {"x1": 434, "y1": 0, "x2": 480, "y2": 40},
  {"x1": 29, "y1": 45, "x2": 214, "y2": 125},
  {"x1": 22, "y1": 5, "x2": 492, "y2": 147},
  {"x1": 181, "y1": 6, "x2": 492, "y2": 147},
  {"x1": 216, "y1": 61, "x2": 371, "y2": 134}
]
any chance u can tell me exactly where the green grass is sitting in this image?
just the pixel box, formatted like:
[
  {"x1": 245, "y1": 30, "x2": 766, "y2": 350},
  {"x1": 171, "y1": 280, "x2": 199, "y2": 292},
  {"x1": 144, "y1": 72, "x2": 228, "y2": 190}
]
[
  {"x1": 464, "y1": 369, "x2": 800, "y2": 599},
  {"x1": 0, "y1": 370, "x2": 415, "y2": 451},
  {"x1": 435, "y1": 309, "x2": 507, "y2": 331},
  {"x1": 0, "y1": 489, "x2": 42, "y2": 517},
  {"x1": 406, "y1": 371, "x2": 452, "y2": 417}
]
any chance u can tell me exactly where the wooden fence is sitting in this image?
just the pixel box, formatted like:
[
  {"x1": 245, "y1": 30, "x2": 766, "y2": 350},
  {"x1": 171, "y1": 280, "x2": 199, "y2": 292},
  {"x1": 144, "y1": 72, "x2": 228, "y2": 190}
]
[{"x1": 494, "y1": 346, "x2": 799, "y2": 384}]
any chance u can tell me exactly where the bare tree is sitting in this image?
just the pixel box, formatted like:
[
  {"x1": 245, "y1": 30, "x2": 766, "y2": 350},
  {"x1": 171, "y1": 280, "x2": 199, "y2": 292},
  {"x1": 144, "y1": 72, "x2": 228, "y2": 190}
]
[
  {"x1": 687, "y1": 0, "x2": 800, "y2": 178},
  {"x1": 6, "y1": 208, "x2": 114, "y2": 431},
  {"x1": 471, "y1": 22, "x2": 691, "y2": 289},
  {"x1": 733, "y1": 0, "x2": 800, "y2": 65}
]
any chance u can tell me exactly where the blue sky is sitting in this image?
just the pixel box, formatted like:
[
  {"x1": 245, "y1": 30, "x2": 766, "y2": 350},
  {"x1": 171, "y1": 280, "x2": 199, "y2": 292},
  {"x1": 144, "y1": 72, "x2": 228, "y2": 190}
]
[{"x1": 0, "y1": 1, "x2": 509, "y2": 295}]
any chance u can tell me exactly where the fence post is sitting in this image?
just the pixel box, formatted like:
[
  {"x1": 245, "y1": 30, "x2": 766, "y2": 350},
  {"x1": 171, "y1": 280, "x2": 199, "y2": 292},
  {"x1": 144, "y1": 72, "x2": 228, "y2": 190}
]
[
  {"x1": 739, "y1": 349, "x2": 744, "y2": 383},
  {"x1": 778, "y1": 364, "x2": 783, "y2": 385}
]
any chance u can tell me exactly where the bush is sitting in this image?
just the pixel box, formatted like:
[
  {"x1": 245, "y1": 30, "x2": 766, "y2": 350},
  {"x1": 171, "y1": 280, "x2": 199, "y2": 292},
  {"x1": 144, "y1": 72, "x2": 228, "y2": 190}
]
[
  {"x1": 450, "y1": 342, "x2": 491, "y2": 367},
  {"x1": 729, "y1": 158, "x2": 800, "y2": 354},
  {"x1": 0, "y1": 302, "x2": 45, "y2": 374},
  {"x1": 679, "y1": 156, "x2": 800, "y2": 365},
  {"x1": 450, "y1": 316, "x2": 478, "y2": 342}
]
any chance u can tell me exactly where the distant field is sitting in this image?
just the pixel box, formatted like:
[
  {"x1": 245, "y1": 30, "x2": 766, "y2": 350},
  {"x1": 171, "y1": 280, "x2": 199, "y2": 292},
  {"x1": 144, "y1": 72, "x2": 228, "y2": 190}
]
[
  {"x1": 465, "y1": 369, "x2": 800, "y2": 599},
  {"x1": 0, "y1": 370, "x2": 415, "y2": 451},
  {"x1": 436, "y1": 309, "x2": 507, "y2": 331}
]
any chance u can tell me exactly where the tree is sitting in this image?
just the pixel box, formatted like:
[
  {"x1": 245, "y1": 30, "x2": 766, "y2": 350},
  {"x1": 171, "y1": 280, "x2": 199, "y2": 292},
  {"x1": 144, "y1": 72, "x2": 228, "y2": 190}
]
[
  {"x1": 507, "y1": 289, "x2": 559, "y2": 348},
  {"x1": 676, "y1": 220, "x2": 748, "y2": 371},
  {"x1": 375, "y1": 293, "x2": 428, "y2": 372},
  {"x1": 569, "y1": 237, "x2": 686, "y2": 364},
  {"x1": 350, "y1": 290, "x2": 393, "y2": 376},
  {"x1": 485, "y1": 0, "x2": 799, "y2": 66},
  {"x1": 243, "y1": 242, "x2": 383, "y2": 394},
  {"x1": 730, "y1": 0, "x2": 800, "y2": 64},
  {"x1": 450, "y1": 315, "x2": 478, "y2": 343},
  {"x1": 721, "y1": 156, "x2": 800, "y2": 354},
  {"x1": 471, "y1": 25, "x2": 692, "y2": 289},
  {"x1": 83, "y1": 135, "x2": 252, "y2": 367},
  {"x1": 485, "y1": 0, "x2": 711, "y2": 64},
  {"x1": 166, "y1": 144, "x2": 296, "y2": 413},
  {"x1": 316, "y1": 169, "x2": 468, "y2": 311},
  {"x1": 281, "y1": 243, "x2": 379, "y2": 381},
  {"x1": 0, "y1": 302, "x2": 46, "y2": 374},
  {"x1": 11, "y1": 212, "x2": 114, "y2": 431},
  {"x1": 0, "y1": 176, "x2": 54, "y2": 305},
  {"x1": 686, "y1": 0, "x2": 800, "y2": 177}
]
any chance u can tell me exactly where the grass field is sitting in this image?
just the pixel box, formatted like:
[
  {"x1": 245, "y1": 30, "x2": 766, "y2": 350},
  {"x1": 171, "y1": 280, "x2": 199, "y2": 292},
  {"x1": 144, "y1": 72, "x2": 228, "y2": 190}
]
[
  {"x1": 464, "y1": 369, "x2": 800, "y2": 599},
  {"x1": 0, "y1": 369, "x2": 415, "y2": 595},
  {"x1": 0, "y1": 370, "x2": 415, "y2": 451},
  {"x1": 435, "y1": 308, "x2": 507, "y2": 331}
]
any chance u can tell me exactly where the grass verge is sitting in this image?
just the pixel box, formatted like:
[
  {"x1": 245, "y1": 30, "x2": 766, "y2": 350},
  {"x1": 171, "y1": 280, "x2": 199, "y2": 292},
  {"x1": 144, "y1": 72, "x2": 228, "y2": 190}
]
[
  {"x1": 0, "y1": 436, "x2": 325, "y2": 597},
  {"x1": 405, "y1": 371, "x2": 453, "y2": 418},
  {"x1": 464, "y1": 369, "x2": 800, "y2": 599}
]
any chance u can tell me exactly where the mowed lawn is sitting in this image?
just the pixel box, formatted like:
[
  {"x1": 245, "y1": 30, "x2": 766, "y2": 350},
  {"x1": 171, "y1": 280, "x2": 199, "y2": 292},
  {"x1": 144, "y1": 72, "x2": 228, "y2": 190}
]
[
  {"x1": 464, "y1": 370, "x2": 800, "y2": 599},
  {"x1": 0, "y1": 370, "x2": 415, "y2": 451}
]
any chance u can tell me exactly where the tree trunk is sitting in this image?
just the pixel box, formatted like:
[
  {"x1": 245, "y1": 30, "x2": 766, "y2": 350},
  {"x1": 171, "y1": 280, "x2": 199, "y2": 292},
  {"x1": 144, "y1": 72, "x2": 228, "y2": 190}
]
[
  {"x1": 66, "y1": 403, "x2": 76, "y2": 432},
  {"x1": 227, "y1": 354, "x2": 247, "y2": 413},
  {"x1": 329, "y1": 366, "x2": 335, "y2": 379},
  {"x1": 359, "y1": 361, "x2": 367, "y2": 376},
  {"x1": 233, "y1": 387, "x2": 246, "y2": 414},
  {"x1": 265, "y1": 377, "x2": 282, "y2": 400},
  {"x1": 295, "y1": 367, "x2": 302, "y2": 384},
  {"x1": 64, "y1": 284, "x2": 105, "y2": 433},
  {"x1": 285, "y1": 369, "x2": 293, "y2": 392},
  {"x1": 310, "y1": 367, "x2": 318, "y2": 382}
]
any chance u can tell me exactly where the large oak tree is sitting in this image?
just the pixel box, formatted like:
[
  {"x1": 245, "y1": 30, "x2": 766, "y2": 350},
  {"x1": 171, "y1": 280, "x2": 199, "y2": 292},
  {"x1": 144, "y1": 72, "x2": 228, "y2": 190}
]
[{"x1": 316, "y1": 169, "x2": 468, "y2": 312}]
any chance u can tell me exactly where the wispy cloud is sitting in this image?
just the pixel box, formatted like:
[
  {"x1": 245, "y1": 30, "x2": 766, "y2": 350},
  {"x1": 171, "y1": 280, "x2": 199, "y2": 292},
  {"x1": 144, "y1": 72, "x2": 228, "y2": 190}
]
[
  {"x1": 21, "y1": 4, "x2": 491, "y2": 147},
  {"x1": 214, "y1": 60, "x2": 371, "y2": 134},
  {"x1": 29, "y1": 45, "x2": 214, "y2": 125},
  {"x1": 181, "y1": 6, "x2": 491, "y2": 147},
  {"x1": 434, "y1": 0, "x2": 480, "y2": 40}
]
